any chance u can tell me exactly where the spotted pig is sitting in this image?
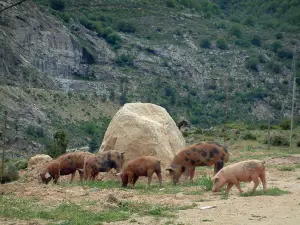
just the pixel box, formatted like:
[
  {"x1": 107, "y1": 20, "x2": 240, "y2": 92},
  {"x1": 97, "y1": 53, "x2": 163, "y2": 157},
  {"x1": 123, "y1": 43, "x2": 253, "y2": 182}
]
[
  {"x1": 83, "y1": 150, "x2": 125, "y2": 181},
  {"x1": 212, "y1": 160, "x2": 266, "y2": 194},
  {"x1": 39, "y1": 151, "x2": 92, "y2": 184},
  {"x1": 119, "y1": 156, "x2": 162, "y2": 188},
  {"x1": 166, "y1": 142, "x2": 229, "y2": 184}
]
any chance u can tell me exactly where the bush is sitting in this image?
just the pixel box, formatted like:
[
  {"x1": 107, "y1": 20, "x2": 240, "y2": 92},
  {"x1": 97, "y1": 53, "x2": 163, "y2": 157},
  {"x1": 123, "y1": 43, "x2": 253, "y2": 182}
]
[
  {"x1": 200, "y1": 38, "x2": 211, "y2": 48},
  {"x1": 242, "y1": 132, "x2": 257, "y2": 140},
  {"x1": 259, "y1": 54, "x2": 267, "y2": 63},
  {"x1": 166, "y1": 0, "x2": 176, "y2": 7},
  {"x1": 279, "y1": 119, "x2": 290, "y2": 130},
  {"x1": 268, "y1": 135, "x2": 289, "y2": 146},
  {"x1": 0, "y1": 163, "x2": 19, "y2": 183},
  {"x1": 116, "y1": 54, "x2": 134, "y2": 66},
  {"x1": 235, "y1": 39, "x2": 250, "y2": 47},
  {"x1": 14, "y1": 159, "x2": 28, "y2": 170},
  {"x1": 275, "y1": 33, "x2": 283, "y2": 39},
  {"x1": 268, "y1": 61, "x2": 281, "y2": 73},
  {"x1": 117, "y1": 20, "x2": 136, "y2": 33},
  {"x1": 216, "y1": 38, "x2": 228, "y2": 50},
  {"x1": 46, "y1": 130, "x2": 68, "y2": 158},
  {"x1": 244, "y1": 16, "x2": 254, "y2": 27},
  {"x1": 277, "y1": 48, "x2": 293, "y2": 59},
  {"x1": 246, "y1": 57, "x2": 259, "y2": 72},
  {"x1": 230, "y1": 24, "x2": 242, "y2": 38},
  {"x1": 251, "y1": 35, "x2": 261, "y2": 46},
  {"x1": 271, "y1": 41, "x2": 282, "y2": 52},
  {"x1": 50, "y1": 0, "x2": 65, "y2": 11},
  {"x1": 89, "y1": 136, "x2": 100, "y2": 153},
  {"x1": 106, "y1": 32, "x2": 121, "y2": 45}
]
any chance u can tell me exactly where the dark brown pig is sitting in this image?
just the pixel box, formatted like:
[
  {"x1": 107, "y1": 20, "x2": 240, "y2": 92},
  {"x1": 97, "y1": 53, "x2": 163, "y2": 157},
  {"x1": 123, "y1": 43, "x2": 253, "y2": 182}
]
[
  {"x1": 212, "y1": 160, "x2": 266, "y2": 194},
  {"x1": 119, "y1": 156, "x2": 162, "y2": 188},
  {"x1": 83, "y1": 150, "x2": 125, "y2": 181},
  {"x1": 39, "y1": 151, "x2": 92, "y2": 184},
  {"x1": 166, "y1": 142, "x2": 229, "y2": 184}
]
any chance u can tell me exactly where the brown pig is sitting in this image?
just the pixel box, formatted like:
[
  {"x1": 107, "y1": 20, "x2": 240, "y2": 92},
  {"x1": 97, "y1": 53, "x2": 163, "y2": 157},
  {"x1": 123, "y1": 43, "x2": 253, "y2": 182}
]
[
  {"x1": 83, "y1": 150, "x2": 125, "y2": 181},
  {"x1": 119, "y1": 156, "x2": 162, "y2": 188},
  {"x1": 39, "y1": 151, "x2": 92, "y2": 184},
  {"x1": 166, "y1": 142, "x2": 229, "y2": 184},
  {"x1": 211, "y1": 160, "x2": 267, "y2": 194}
]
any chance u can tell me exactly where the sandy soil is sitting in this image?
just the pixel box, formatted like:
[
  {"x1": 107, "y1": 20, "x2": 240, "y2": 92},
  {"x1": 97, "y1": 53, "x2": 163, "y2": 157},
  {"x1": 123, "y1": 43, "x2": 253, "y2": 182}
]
[{"x1": 1, "y1": 156, "x2": 300, "y2": 225}]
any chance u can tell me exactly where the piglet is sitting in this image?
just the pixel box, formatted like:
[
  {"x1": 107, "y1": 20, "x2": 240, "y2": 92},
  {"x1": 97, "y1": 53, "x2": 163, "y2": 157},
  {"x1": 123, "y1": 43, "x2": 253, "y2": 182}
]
[
  {"x1": 119, "y1": 156, "x2": 162, "y2": 188},
  {"x1": 212, "y1": 160, "x2": 266, "y2": 194}
]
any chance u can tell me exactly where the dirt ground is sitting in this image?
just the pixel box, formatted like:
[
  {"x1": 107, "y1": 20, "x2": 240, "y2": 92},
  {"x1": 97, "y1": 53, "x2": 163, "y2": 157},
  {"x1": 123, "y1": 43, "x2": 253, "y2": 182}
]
[{"x1": 1, "y1": 156, "x2": 300, "y2": 225}]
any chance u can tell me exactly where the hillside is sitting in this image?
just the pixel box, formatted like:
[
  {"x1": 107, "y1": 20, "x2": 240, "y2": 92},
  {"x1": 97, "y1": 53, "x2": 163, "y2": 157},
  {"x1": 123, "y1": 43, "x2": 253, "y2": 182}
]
[{"x1": 0, "y1": 0, "x2": 299, "y2": 156}]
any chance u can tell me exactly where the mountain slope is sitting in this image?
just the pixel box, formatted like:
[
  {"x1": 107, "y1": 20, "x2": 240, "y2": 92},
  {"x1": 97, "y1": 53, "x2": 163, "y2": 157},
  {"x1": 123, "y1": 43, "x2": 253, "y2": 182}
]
[{"x1": 0, "y1": 0, "x2": 299, "y2": 156}]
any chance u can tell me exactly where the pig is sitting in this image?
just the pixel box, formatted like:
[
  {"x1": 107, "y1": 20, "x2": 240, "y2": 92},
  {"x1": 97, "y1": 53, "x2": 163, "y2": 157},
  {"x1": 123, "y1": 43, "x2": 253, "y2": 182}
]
[
  {"x1": 83, "y1": 150, "x2": 125, "y2": 181},
  {"x1": 119, "y1": 156, "x2": 162, "y2": 188},
  {"x1": 166, "y1": 142, "x2": 229, "y2": 184},
  {"x1": 211, "y1": 160, "x2": 267, "y2": 194},
  {"x1": 39, "y1": 151, "x2": 92, "y2": 184}
]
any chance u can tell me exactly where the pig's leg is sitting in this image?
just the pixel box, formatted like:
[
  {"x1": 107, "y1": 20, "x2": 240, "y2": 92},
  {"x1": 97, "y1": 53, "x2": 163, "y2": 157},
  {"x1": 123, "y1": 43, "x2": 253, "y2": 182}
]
[
  {"x1": 128, "y1": 173, "x2": 134, "y2": 189},
  {"x1": 70, "y1": 171, "x2": 76, "y2": 183},
  {"x1": 79, "y1": 171, "x2": 84, "y2": 183},
  {"x1": 225, "y1": 183, "x2": 234, "y2": 193},
  {"x1": 260, "y1": 171, "x2": 267, "y2": 192},
  {"x1": 133, "y1": 175, "x2": 139, "y2": 186},
  {"x1": 147, "y1": 173, "x2": 154, "y2": 188},
  {"x1": 214, "y1": 160, "x2": 224, "y2": 175},
  {"x1": 189, "y1": 167, "x2": 195, "y2": 183},
  {"x1": 233, "y1": 179, "x2": 243, "y2": 193},
  {"x1": 156, "y1": 171, "x2": 163, "y2": 187},
  {"x1": 252, "y1": 176, "x2": 260, "y2": 192}
]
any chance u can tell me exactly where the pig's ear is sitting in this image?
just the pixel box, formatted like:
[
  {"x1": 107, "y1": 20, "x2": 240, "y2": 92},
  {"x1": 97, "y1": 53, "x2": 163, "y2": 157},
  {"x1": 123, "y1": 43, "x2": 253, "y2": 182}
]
[
  {"x1": 45, "y1": 172, "x2": 51, "y2": 179},
  {"x1": 213, "y1": 177, "x2": 219, "y2": 184}
]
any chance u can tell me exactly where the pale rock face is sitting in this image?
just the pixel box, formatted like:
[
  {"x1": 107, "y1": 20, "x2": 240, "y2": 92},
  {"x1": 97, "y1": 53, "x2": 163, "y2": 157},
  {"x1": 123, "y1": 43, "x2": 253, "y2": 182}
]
[{"x1": 99, "y1": 103, "x2": 186, "y2": 167}]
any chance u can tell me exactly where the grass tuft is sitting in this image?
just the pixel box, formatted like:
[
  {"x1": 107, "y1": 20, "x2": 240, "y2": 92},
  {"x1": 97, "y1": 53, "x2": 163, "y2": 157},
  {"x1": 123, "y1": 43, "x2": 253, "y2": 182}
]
[{"x1": 240, "y1": 187, "x2": 289, "y2": 197}]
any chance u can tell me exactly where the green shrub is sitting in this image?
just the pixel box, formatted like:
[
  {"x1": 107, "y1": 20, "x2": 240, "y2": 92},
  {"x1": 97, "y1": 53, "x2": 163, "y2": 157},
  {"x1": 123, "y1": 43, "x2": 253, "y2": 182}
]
[
  {"x1": 107, "y1": 32, "x2": 121, "y2": 46},
  {"x1": 230, "y1": 24, "x2": 242, "y2": 38},
  {"x1": 271, "y1": 41, "x2": 282, "y2": 52},
  {"x1": 251, "y1": 35, "x2": 261, "y2": 46},
  {"x1": 246, "y1": 57, "x2": 259, "y2": 72},
  {"x1": 242, "y1": 132, "x2": 257, "y2": 140},
  {"x1": 244, "y1": 16, "x2": 254, "y2": 27},
  {"x1": 14, "y1": 159, "x2": 28, "y2": 170},
  {"x1": 259, "y1": 54, "x2": 267, "y2": 63},
  {"x1": 46, "y1": 130, "x2": 68, "y2": 158},
  {"x1": 116, "y1": 54, "x2": 134, "y2": 66},
  {"x1": 268, "y1": 61, "x2": 281, "y2": 73},
  {"x1": 267, "y1": 135, "x2": 289, "y2": 146},
  {"x1": 235, "y1": 39, "x2": 250, "y2": 47},
  {"x1": 166, "y1": 0, "x2": 176, "y2": 8},
  {"x1": 200, "y1": 38, "x2": 211, "y2": 48},
  {"x1": 26, "y1": 125, "x2": 45, "y2": 138},
  {"x1": 0, "y1": 163, "x2": 19, "y2": 183},
  {"x1": 117, "y1": 20, "x2": 136, "y2": 33},
  {"x1": 275, "y1": 33, "x2": 283, "y2": 39},
  {"x1": 216, "y1": 38, "x2": 228, "y2": 50},
  {"x1": 277, "y1": 48, "x2": 293, "y2": 59},
  {"x1": 50, "y1": 0, "x2": 65, "y2": 11},
  {"x1": 279, "y1": 119, "x2": 290, "y2": 130},
  {"x1": 102, "y1": 27, "x2": 114, "y2": 38}
]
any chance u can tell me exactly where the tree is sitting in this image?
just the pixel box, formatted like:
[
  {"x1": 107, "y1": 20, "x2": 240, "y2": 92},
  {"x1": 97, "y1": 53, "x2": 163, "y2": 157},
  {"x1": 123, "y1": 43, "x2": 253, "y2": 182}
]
[
  {"x1": 89, "y1": 136, "x2": 100, "y2": 153},
  {"x1": 50, "y1": 0, "x2": 65, "y2": 11},
  {"x1": 47, "y1": 130, "x2": 68, "y2": 158}
]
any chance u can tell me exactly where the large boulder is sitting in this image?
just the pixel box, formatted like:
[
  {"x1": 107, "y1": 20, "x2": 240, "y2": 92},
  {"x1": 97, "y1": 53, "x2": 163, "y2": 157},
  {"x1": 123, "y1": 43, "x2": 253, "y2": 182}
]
[
  {"x1": 99, "y1": 103, "x2": 186, "y2": 167},
  {"x1": 28, "y1": 154, "x2": 52, "y2": 168}
]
